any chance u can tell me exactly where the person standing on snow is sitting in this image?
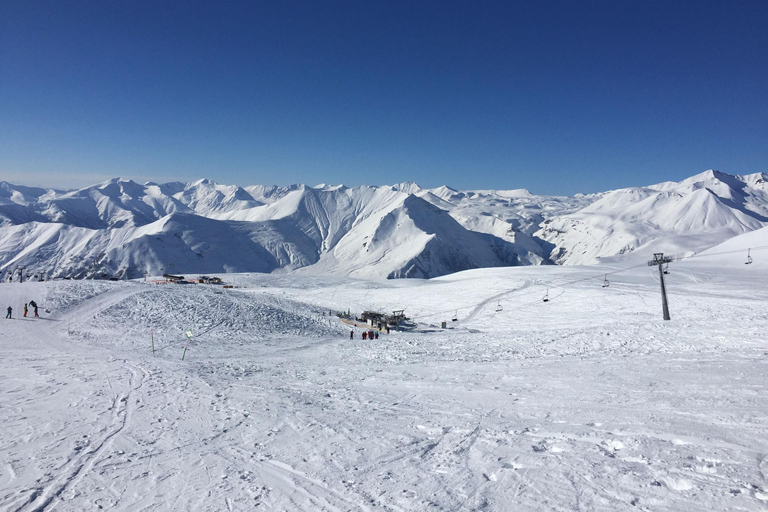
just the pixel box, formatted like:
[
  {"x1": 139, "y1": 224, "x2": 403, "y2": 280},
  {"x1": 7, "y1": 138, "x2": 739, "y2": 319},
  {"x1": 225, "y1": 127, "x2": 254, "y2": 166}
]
[
  {"x1": 350, "y1": 330, "x2": 354, "y2": 340},
  {"x1": 23, "y1": 303, "x2": 27, "y2": 317},
  {"x1": 6, "y1": 306, "x2": 11, "y2": 318}
]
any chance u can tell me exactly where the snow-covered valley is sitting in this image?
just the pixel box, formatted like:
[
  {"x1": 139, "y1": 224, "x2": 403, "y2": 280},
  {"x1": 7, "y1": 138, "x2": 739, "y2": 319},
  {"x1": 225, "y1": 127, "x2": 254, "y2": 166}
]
[{"x1": 1, "y1": 227, "x2": 767, "y2": 511}]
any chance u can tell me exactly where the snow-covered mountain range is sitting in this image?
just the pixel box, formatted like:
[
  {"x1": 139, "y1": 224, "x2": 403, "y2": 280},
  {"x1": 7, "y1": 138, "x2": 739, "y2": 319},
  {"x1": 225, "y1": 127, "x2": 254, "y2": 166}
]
[{"x1": 0, "y1": 170, "x2": 766, "y2": 279}]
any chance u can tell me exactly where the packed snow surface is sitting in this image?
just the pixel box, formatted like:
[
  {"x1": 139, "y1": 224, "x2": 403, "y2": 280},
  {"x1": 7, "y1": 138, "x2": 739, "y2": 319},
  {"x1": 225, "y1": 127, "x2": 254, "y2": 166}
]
[{"x1": 1, "y1": 239, "x2": 767, "y2": 511}]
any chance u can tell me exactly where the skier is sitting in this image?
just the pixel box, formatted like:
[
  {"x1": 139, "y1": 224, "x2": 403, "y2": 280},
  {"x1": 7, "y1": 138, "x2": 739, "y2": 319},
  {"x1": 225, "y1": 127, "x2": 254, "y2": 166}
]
[
  {"x1": 23, "y1": 303, "x2": 28, "y2": 317},
  {"x1": 362, "y1": 331, "x2": 367, "y2": 340},
  {"x1": 350, "y1": 330, "x2": 354, "y2": 340},
  {"x1": 34, "y1": 304, "x2": 39, "y2": 317},
  {"x1": 374, "y1": 331, "x2": 379, "y2": 340},
  {"x1": 6, "y1": 306, "x2": 11, "y2": 318}
]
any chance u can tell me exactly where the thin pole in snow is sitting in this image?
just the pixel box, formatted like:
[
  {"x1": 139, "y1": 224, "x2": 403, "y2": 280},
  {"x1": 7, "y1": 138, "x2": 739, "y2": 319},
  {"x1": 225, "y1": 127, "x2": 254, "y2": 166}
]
[
  {"x1": 182, "y1": 330, "x2": 192, "y2": 360},
  {"x1": 151, "y1": 330, "x2": 155, "y2": 355}
]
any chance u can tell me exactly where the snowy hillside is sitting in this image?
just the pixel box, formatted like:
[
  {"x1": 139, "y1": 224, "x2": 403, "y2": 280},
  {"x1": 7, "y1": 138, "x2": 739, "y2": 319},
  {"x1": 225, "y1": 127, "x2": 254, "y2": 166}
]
[
  {"x1": 0, "y1": 170, "x2": 766, "y2": 279},
  {"x1": 536, "y1": 170, "x2": 768, "y2": 265},
  {"x1": 1, "y1": 230, "x2": 767, "y2": 511},
  {"x1": 303, "y1": 194, "x2": 519, "y2": 279}
]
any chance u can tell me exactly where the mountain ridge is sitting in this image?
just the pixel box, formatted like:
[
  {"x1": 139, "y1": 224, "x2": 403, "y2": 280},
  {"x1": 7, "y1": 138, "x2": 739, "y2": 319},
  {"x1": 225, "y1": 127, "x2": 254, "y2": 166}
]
[{"x1": 0, "y1": 170, "x2": 765, "y2": 279}]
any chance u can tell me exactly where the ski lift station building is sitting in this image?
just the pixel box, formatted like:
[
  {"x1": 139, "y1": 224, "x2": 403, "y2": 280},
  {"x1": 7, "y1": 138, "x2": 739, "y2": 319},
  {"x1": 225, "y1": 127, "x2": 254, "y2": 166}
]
[{"x1": 360, "y1": 310, "x2": 407, "y2": 327}]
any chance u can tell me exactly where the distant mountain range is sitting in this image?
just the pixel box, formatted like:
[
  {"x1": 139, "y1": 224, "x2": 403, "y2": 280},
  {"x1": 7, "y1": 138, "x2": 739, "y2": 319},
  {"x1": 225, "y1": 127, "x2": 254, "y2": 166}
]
[{"x1": 0, "y1": 170, "x2": 766, "y2": 279}]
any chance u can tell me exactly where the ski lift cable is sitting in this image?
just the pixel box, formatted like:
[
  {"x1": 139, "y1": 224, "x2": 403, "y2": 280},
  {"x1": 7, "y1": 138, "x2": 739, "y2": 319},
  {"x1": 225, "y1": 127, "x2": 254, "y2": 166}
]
[
  {"x1": 459, "y1": 246, "x2": 726, "y2": 318},
  {"x1": 415, "y1": 261, "x2": 646, "y2": 321},
  {"x1": 527, "y1": 244, "x2": 768, "y2": 307},
  {"x1": 410, "y1": 243, "x2": 768, "y2": 322},
  {"x1": 558, "y1": 243, "x2": 768, "y2": 289},
  {"x1": 672, "y1": 244, "x2": 768, "y2": 262},
  {"x1": 513, "y1": 244, "x2": 765, "y2": 317}
]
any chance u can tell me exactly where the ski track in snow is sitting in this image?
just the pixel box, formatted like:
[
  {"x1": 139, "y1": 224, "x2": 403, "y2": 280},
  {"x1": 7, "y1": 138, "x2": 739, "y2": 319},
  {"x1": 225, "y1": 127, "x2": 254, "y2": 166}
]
[{"x1": 1, "y1": 256, "x2": 767, "y2": 511}]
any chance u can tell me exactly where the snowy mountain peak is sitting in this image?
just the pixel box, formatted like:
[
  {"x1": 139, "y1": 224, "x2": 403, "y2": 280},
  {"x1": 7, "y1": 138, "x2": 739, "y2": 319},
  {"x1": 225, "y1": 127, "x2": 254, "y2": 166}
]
[
  {"x1": 678, "y1": 169, "x2": 740, "y2": 189},
  {"x1": 495, "y1": 188, "x2": 534, "y2": 199},
  {"x1": 737, "y1": 171, "x2": 768, "y2": 188},
  {"x1": 390, "y1": 181, "x2": 422, "y2": 194},
  {"x1": 0, "y1": 182, "x2": 51, "y2": 205},
  {"x1": 313, "y1": 183, "x2": 347, "y2": 191},
  {"x1": 92, "y1": 177, "x2": 138, "y2": 188}
]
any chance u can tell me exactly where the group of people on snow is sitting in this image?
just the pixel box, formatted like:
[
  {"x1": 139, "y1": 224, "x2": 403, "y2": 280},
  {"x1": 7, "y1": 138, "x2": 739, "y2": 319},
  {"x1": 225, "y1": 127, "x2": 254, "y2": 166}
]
[
  {"x1": 5, "y1": 300, "x2": 38, "y2": 319},
  {"x1": 350, "y1": 329, "x2": 384, "y2": 340}
]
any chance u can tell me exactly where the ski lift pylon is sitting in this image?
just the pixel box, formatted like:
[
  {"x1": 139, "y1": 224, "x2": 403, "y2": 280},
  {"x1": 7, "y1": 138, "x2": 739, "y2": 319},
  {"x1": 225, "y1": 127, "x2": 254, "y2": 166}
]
[{"x1": 746, "y1": 248, "x2": 753, "y2": 265}]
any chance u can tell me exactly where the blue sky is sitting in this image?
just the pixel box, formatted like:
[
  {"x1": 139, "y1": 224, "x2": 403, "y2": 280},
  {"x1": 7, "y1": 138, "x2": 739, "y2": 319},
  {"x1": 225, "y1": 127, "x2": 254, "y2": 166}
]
[{"x1": 1, "y1": 1, "x2": 766, "y2": 195}]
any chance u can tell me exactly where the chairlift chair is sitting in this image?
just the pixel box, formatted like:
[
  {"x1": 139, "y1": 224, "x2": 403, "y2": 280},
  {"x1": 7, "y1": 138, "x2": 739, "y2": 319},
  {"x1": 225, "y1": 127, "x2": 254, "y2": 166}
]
[
  {"x1": 663, "y1": 263, "x2": 670, "y2": 275},
  {"x1": 495, "y1": 301, "x2": 503, "y2": 312},
  {"x1": 746, "y1": 248, "x2": 753, "y2": 265},
  {"x1": 602, "y1": 274, "x2": 610, "y2": 288},
  {"x1": 543, "y1": 289, "x2": 549, "y2": 302},
  {"x1": 452, "y1": 310, "x2": 458, "y2": 321}
]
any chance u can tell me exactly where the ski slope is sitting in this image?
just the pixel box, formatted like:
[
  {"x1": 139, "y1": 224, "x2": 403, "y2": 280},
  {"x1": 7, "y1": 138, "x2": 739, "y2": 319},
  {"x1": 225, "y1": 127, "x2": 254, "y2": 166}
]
[{"x1": 1, "y1": 242, "x2": 767, "y2": 511}]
